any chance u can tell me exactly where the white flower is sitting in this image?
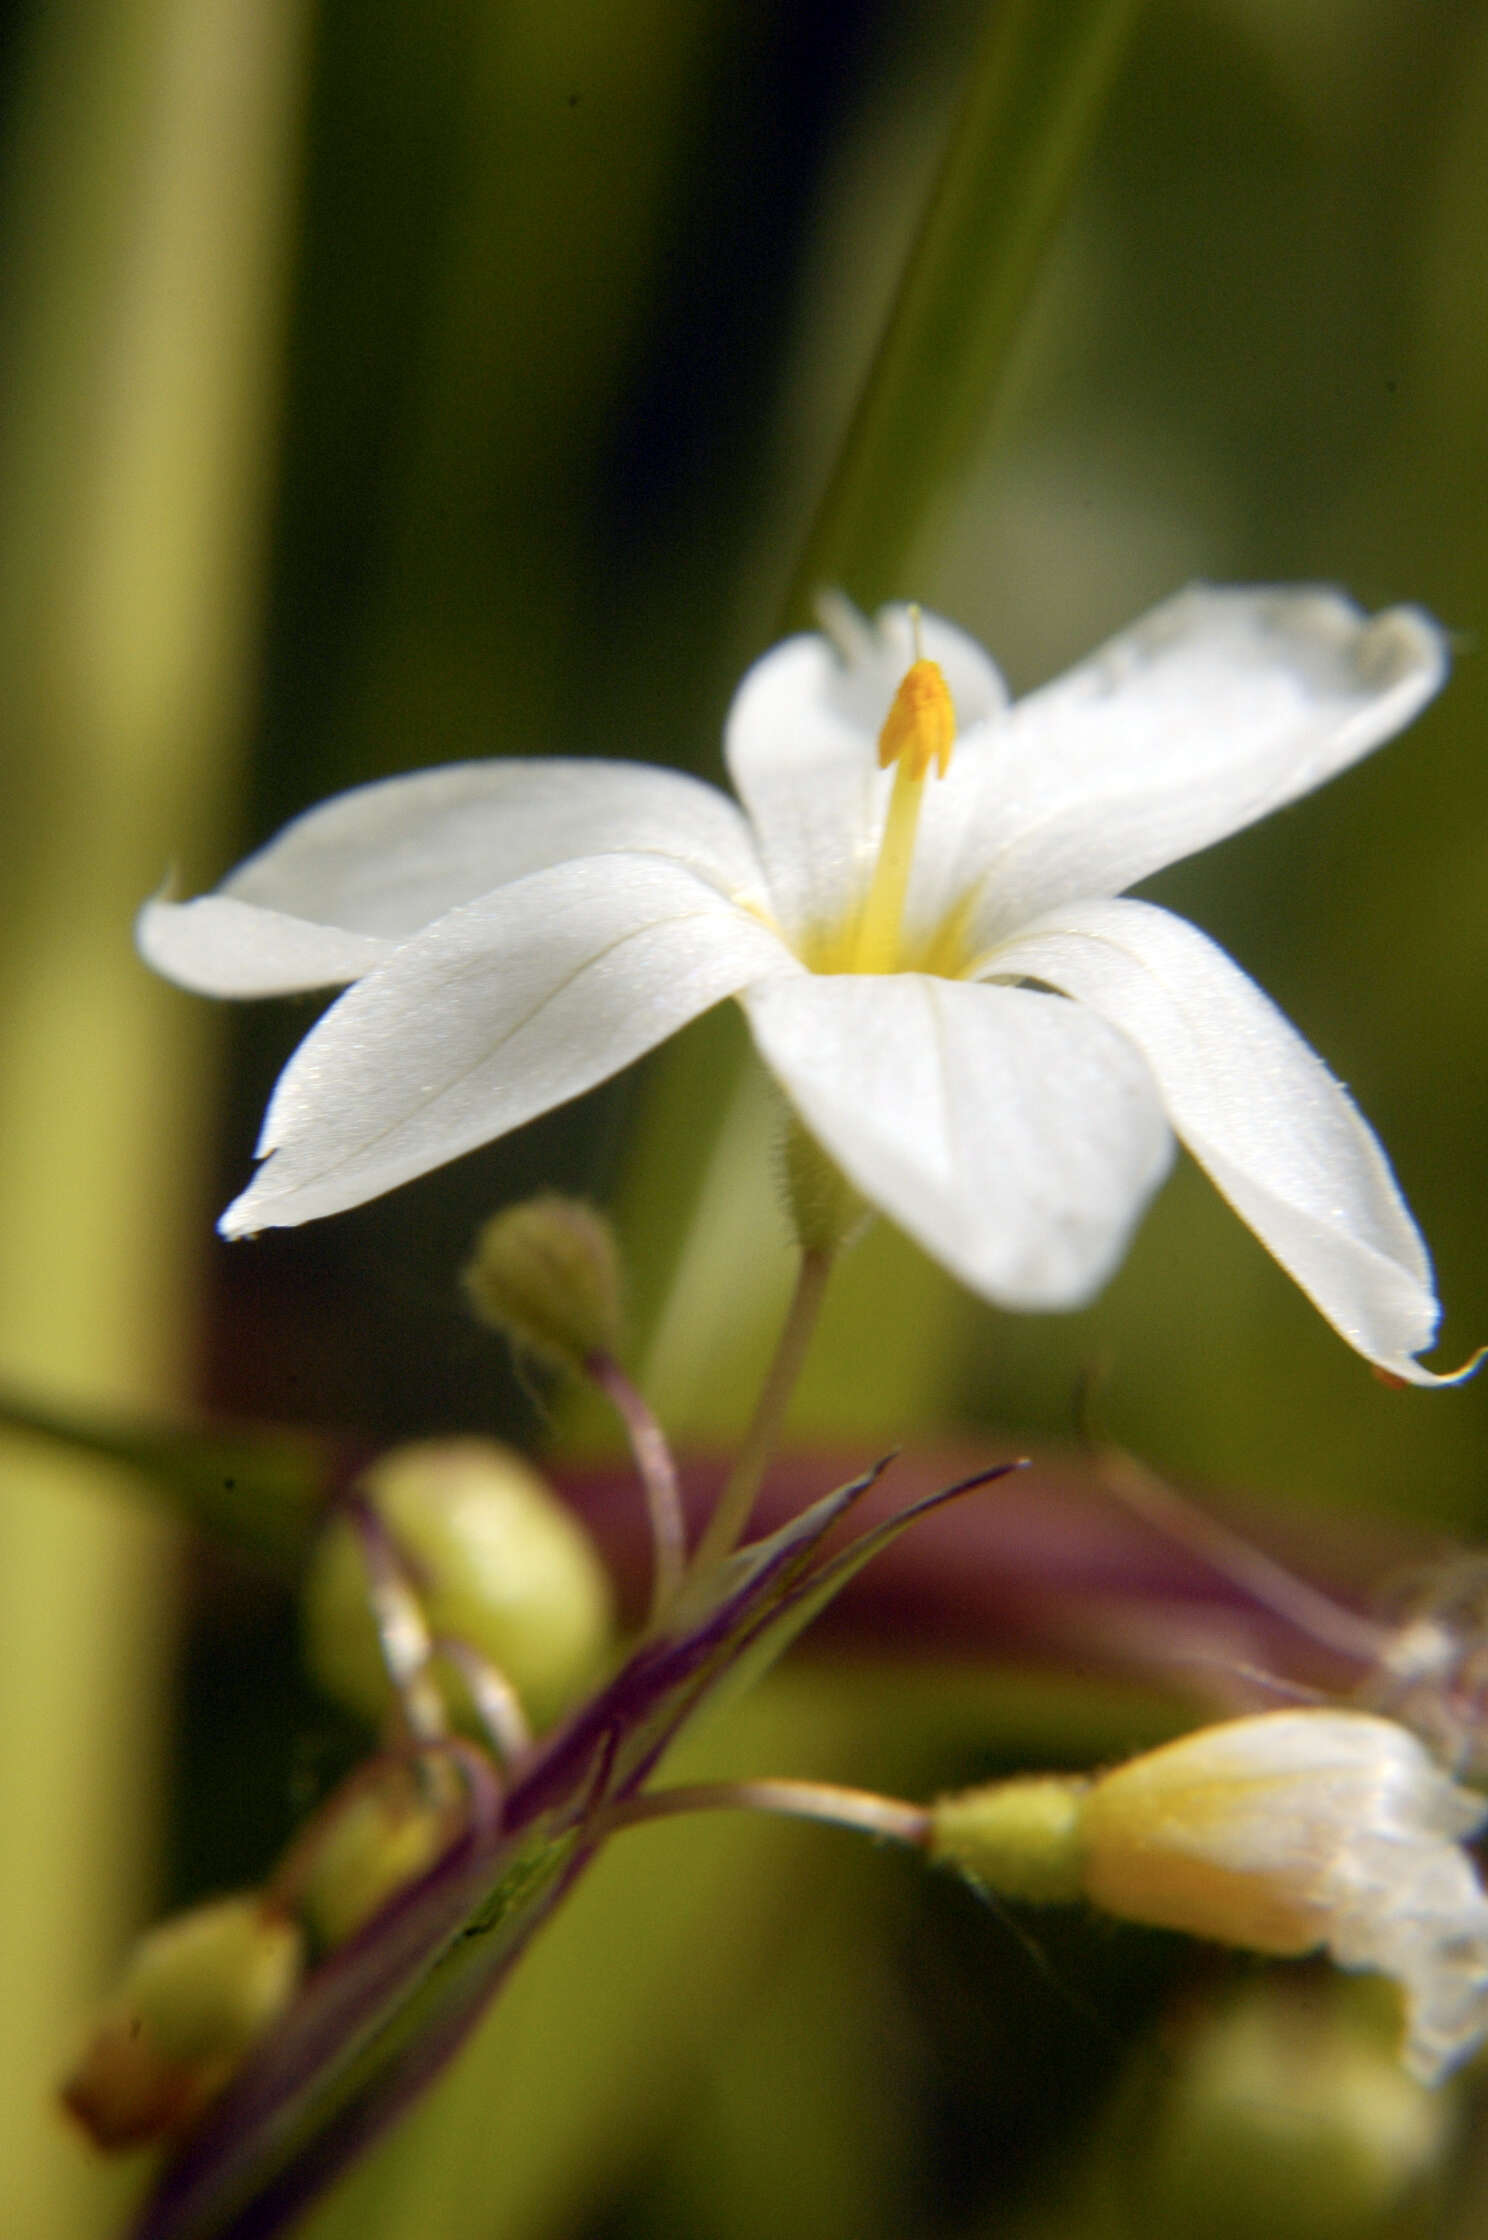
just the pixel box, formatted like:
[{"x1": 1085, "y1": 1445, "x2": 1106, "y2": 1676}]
[
  {"x1": 1078, "y1": 1710, "x2": 1488, "y2": 2085},
  {"x1": 141, "y1": 585, "x2": 1460, "y2": 1381}
]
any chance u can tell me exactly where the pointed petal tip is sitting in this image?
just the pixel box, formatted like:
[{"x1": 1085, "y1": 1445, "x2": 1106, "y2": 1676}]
[
  {"x1": 1372, "y1": 1342, "x2": 1488, "y2": 1392},
  {"x1": 218, "y1": 1167, "x2": 283, "y2": 1241},
  {"x1": 1355, "y1": 598, "x2": 1450, "y2": 690},
  {"x1": 1315, "y1": 588, "x2": 1449, "y2": 717},
  {"x1": 217, "y1": 1199, "x2": 261, "y2": 1242},
  {"x1": 137, "y1": 891, "x2": 393, "y2": 996},
  {"x1": 135, "y1": 889, "x2": 181, "y2": 963},
  {"x1": 1176, "y1": 582, "x2": 1450, "y2": 697}
]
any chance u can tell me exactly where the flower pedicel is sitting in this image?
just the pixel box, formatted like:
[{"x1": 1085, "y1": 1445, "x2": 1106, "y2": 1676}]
[{"x1": 141, "y1": 587, "x2": 1470, "y2": 1383}]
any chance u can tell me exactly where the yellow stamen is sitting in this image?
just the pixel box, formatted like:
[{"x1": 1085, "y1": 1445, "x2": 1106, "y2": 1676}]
[{"x1": 852, "y1": 653, "x2": 956, "y2": 973}]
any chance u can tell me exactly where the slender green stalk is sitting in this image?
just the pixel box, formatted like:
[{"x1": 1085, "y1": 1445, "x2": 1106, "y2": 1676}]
[
  {"x1": 785, "y1": 0, "x2": 1144, "y2": 621},
  {"x1": 692, "y1": 1246, "x2": 835, "y2": 1571},
  {"x1": 602, "y1": 1777, "x2": 930, "y2": 1851}
]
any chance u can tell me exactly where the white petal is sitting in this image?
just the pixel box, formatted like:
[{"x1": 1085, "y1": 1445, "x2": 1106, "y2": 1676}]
[
  {"x1": 140, "y1": 763, "x2": 763, "y2": 999},
  {"x1": 725, "y1": 604, "x2": 1007, "y2": 949},
  {"x1": 137, "y1": 894, "x2": 396, "y2": 995},
  {"x1": 1101, "y1": 1710, "x2": 1481, "y2": 1855},
  {"x1": 953, "y1": 587, "x2": 1447, "y2": 944},
  {"x1": 741, "y1": 973, "x2": 1172, "y2": 1310},
  {"x1": 221, "y1": 856, "x2": 793, "y2": 1235},
  {"x1": 992, "y1": 898, "x2": 1450, "y2": 1381},
  {"x1": 1284, "y1": 1717, "x2": 1488, "y2": 2086},
  {"x1": 232, "y1": 758, "x2": 761, "y2": 929},
  {"x1": 1391, "y1": 1926, "x2": 1488, "y2": 2085}
]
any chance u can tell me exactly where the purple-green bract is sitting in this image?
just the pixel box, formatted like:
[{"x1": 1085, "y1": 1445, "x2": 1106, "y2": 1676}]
[{"x1": 130, "y1": 1457, "x2": 1014, "y2": 2240}]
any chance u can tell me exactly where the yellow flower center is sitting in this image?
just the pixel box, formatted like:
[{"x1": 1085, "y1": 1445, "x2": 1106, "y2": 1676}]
[{"x1": 850, "y1": 653, "x2": 956, "y2": 974}]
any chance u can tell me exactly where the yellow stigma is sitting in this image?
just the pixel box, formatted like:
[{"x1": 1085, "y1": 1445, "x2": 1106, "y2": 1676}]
[
  {"x1": 876, "y1": 657, "x2": 955, "y2": 780},
  {"x1": 851, "y1": 645, "x2": 956, "y2": 973}
]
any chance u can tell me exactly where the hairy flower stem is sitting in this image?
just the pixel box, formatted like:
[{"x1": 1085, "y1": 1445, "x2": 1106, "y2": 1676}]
[
  {"x1": 692, "y1": 1245, "x2": 836, "y2": 1571},
  {"x1": 586, "y1": 1350, "x2": 688, "y2": 1625},
  {"x1": 601, "y1": 1777, "x2": 931, "y2": 1850}
]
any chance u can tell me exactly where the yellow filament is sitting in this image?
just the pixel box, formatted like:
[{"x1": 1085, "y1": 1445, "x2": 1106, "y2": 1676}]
[{"x1": 852, "y1": 656, "x2": 956, "y2": 973}]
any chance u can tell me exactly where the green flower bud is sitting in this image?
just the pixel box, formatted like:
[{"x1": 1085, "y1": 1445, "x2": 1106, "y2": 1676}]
[
  {"x1": 61, "y1": 1896, "x2": 302, "y2": 2151},
  {"x1": 780, "y1": 1116, "x2": 869, "y2": 1256},
  {"x1": 303, "y1": 1438, "x2": 615, "y2": 1734},
  {"x1": 298, "y1": 1760, "x2": 467, "y2": 1952},
  {"x1": 462, "y1": 1194, "x2": 622, "y2": 1372}
]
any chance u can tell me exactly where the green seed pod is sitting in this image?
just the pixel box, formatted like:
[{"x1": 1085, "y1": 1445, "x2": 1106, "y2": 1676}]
[
  {"x1": 60, "y1": 1896, "x2": 302, "y2": 2151},
  {"x1": 298, "y1": 1759, "x2": 468, "y2": 1952},
  {"x1": 303, "y1": 1438, "x2": 615, "y2": 1734},
  {"x1": 462, "y1": 1193, "x2": 623, "y2": 1372}
]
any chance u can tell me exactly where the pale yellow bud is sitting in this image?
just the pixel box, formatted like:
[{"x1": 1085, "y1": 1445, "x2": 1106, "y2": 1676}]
[
  {"x1": 303, "y1": 1438, "x2": 614, "y2": 1734},
  {"x1": 1079, "y1": 1713, "x2": 1486, "y2": 1986},
  {"x1": 930, "y1": 1712, "x2": 1488, "y2": 2085},
  {"x1": 61, "y1": 1896, "x2": 302, "y2": 2151}
]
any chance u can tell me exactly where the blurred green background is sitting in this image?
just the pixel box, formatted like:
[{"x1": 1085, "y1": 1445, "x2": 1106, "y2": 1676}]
[{"x1": 1, "y1": 1, "x2": 1486, "y2": 2235}]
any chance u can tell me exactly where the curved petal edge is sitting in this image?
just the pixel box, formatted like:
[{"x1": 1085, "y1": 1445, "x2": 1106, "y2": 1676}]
[{"x1": 993, "y1": 898, "x2": 1470, "y2": 1384}]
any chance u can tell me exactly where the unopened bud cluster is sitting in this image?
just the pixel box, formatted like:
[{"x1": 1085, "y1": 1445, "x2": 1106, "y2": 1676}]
[
  {"x1": 67, "y1": 1408, "x2": 620, "y2": 2155},
  {"x1": 62, "y1": 1749, "x2": 479, "y2": 2154}
]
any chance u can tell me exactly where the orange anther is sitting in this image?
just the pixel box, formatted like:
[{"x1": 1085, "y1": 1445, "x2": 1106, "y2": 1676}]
[{"x1": 876, "y1": 659, "x2": 955, "y2": 780}]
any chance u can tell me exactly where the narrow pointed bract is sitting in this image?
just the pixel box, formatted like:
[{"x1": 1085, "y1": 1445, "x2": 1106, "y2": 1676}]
[{"x1": 141, "y1": 586, "x2": 1460, "y2": 1380}]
